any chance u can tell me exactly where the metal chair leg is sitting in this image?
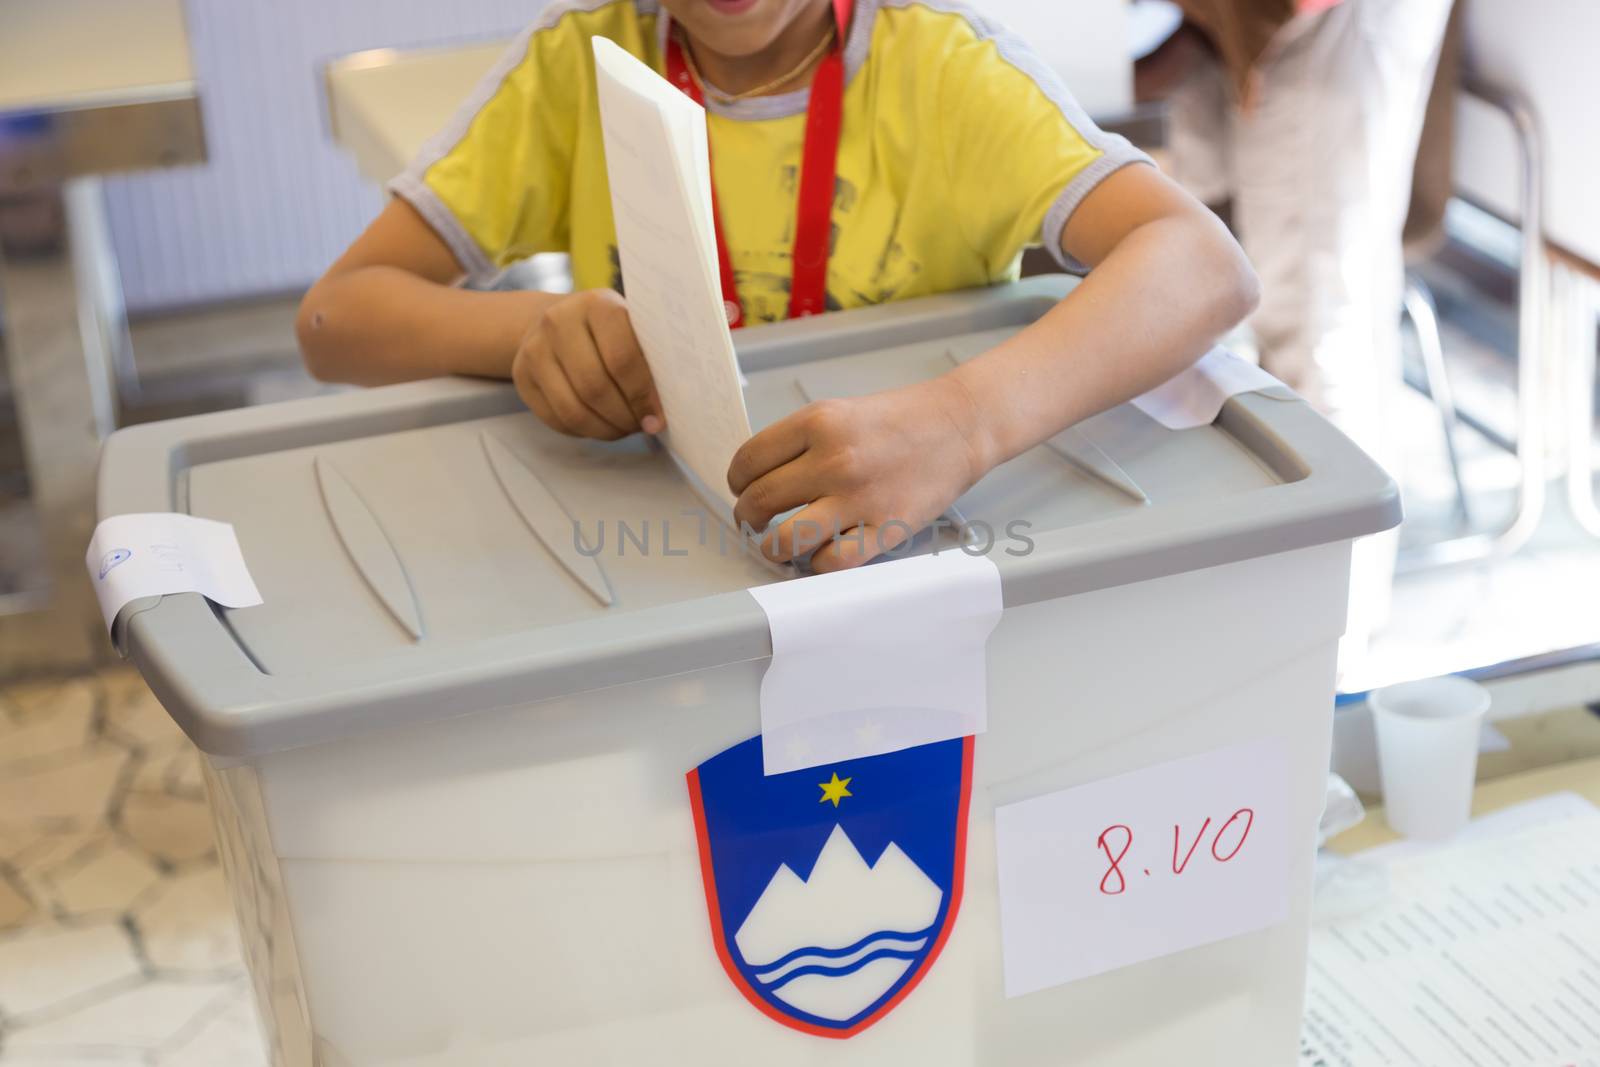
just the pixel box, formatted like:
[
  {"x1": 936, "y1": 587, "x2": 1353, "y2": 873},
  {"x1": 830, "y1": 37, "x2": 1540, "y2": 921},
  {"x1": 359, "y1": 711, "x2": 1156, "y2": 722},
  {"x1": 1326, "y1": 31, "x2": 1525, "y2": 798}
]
[
  {"x1": 1564, "y1": 262, "x2": 1600, "y2": 537},
  {"x1": 1399, "y1": 76, "x2": 1549, "y2": 571},
  {"x1": 1403, "y1": 274, "x2": 1472, "y2": 526}
]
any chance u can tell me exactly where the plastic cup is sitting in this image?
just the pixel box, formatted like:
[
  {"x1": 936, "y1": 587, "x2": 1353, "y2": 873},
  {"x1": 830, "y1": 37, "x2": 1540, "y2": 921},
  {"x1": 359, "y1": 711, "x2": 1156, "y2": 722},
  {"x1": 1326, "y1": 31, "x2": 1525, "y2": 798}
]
[{"x1": 1370, "y1": 675, "x2": 1491, "y2": 840}]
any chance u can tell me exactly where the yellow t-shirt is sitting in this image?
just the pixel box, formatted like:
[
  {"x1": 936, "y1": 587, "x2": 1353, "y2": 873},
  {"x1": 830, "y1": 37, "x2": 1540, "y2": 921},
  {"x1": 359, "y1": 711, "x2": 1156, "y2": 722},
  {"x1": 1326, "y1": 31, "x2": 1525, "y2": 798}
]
[{"x1": 392, "y1": 0, "x2": 1148, "y2": 325}]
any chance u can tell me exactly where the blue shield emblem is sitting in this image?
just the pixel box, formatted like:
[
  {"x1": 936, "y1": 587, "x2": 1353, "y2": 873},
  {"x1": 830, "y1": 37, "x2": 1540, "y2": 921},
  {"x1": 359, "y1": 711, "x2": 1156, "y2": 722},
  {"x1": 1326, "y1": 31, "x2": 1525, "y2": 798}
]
[{"x1": 686, "y1": 735, "x2": 973, "y2": 1038}]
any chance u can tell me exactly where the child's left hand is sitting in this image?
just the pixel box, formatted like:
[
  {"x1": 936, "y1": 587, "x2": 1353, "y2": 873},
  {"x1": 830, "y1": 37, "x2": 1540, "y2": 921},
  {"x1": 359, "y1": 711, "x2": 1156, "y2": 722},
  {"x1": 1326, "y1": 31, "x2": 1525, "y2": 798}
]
[{"x1": 726, "y1": 375, "x2": 995, "y2": 573}]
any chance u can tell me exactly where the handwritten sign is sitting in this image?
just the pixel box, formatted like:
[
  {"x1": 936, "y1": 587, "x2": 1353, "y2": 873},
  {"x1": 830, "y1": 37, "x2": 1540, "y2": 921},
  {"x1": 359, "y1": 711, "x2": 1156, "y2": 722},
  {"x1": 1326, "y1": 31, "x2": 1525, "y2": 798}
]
[{"x1": 993, "y1": 737, "x2": 1292, "y2": 997}]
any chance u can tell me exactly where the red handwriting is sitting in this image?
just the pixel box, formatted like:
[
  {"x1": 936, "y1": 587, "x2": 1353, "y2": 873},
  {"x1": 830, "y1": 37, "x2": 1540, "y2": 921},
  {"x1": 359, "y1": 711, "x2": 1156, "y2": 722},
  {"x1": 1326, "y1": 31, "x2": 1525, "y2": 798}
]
[
  {"x1": 1212, "y1": 808, "x2": 1254, "y2": 862},
  {"x1": 1171, "y1": 818, "x2": 1212, "y2": 875},
  {"x1": 1096, "y1": 824, "x2": 1134, "y2": 895},
  {"x1": 1097, "y1": 808, "x2": 1255, "y2": 894}
]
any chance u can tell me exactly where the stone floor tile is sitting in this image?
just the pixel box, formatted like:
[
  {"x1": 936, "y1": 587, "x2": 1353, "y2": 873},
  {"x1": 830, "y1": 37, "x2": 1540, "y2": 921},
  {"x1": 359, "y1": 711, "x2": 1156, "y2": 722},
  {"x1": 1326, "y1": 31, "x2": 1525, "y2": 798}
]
[
  {"x1": 162, "y1": 747, "x2": 206, "y2": 799},
  {"x1": 4, "y1": 978, "x2": 224, "y2": 1053},
  {"x1": 0, "y1": 875, "x2": 37, "y2": 930},
  {"x1": 0, "y1": 747, "x2": 127, "y2": 828},
  {"x1": 0, "y1": 921, "x2": 143, "y2": 1020},
  {"x1": 43, "y1": 841, "x2": 164, "y2": 917},
  {"x1": 119, "y1": 794, "x2": 215, "y2": 867},
  {"x1": 0, "y1": 823, "x2": 37, "y2": 862},
  {"x1": 9, "y1": 830, "x2": 101, "y2": 888},
  {"x1": 0, "y1": 695, "x2": 95, "y2": 771},
  {"x1": 0, "y1": 1055, "x2": 147, "y2": 1066},
  {"x1": 157, "y1": 983, "x2": 268, "y2": 1067},
  {"x1": 128, "y1": 743, "x2": 197, "y2": 797},
  {"x1": 3, "y1": 677, "x2": 97, "y2": 729},
  {"x1": 134, "y1": 867, "x2": 243, "y2": 974},
  {"x1": 101, "y1": 671, "x2": 183, "y2": 752}
]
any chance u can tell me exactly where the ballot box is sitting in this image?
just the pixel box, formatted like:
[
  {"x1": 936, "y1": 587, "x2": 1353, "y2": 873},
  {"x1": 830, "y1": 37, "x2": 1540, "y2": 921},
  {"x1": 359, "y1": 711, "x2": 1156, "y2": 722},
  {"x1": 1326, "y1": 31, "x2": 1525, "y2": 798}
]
[{"x1": 98, "y1": 277, "x2": 1398, "y2": 1067}]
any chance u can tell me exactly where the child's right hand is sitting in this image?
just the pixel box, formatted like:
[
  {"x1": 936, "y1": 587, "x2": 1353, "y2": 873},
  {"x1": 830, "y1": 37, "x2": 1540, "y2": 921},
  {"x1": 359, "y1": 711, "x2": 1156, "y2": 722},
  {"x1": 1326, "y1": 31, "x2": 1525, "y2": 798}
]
[{"x1": 511, "y1": 288, "x2": 664, "y2": 440}]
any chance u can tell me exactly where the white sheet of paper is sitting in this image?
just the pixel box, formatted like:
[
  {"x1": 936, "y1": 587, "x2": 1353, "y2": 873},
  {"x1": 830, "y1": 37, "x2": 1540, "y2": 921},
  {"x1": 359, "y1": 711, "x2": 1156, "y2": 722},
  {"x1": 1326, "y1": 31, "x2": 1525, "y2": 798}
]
[
  {"x1": 747, "y1": 550, "x2": 1002, "y2": 776},
  {"x1": 1301, "y1": 809, "x2": 1600, "y2": 1066},
  {"x1": 85, "y1": 513, "x2": 263, "y2": 632},
  {"x1": 592, "y1": 37, "x2": 751, "y2": 512},
  {"x1": 1131, "y1": 347, "x2": 1286, "y2": 430},
  {"x1": 1360, "y1": 789, "x2": 1596, "y2": 866},
  {"x1": 994, "y1": 736, "x2": 1293, "y2": 998}
]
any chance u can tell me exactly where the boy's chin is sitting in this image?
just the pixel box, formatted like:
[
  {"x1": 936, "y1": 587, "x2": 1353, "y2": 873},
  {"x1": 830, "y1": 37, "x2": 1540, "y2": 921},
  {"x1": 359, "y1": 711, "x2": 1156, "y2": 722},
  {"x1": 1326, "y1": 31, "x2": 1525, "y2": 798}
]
[{"x1": 666, "y1": 0, "x2": 795, "y2": 57}]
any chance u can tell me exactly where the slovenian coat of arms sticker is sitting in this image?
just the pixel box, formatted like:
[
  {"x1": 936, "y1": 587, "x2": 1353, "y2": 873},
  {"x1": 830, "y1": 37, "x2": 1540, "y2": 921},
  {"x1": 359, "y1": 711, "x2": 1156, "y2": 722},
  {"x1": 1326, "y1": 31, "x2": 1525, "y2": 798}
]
[{"x1": 686, "y1": 734, "x2": 974, "y2": 1038}]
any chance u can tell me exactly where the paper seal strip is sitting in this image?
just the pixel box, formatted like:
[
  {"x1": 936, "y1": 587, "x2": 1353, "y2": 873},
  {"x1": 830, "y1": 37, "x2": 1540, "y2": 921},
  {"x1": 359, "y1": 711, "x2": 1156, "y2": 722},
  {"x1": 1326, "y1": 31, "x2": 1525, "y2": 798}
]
[
  {"x1": 1131, "y1": 347, "x2": 1291, "y2": 431},
  {"x1": 747, "y1": 550, "x2": 1002, "y2": 776},
  {"x1": 85, "y1": 513, "x2": 263, "y2": 634}
]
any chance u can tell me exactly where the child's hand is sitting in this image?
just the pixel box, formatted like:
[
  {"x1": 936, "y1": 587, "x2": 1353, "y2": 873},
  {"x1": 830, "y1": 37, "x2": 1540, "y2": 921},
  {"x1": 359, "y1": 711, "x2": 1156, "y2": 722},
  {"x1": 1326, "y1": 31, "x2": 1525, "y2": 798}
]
[
  {"x1": 512, "y1": 289, "x2": 663, "y2": 439},
  {"x1": 726, "y1": 375, "x2": 996, "y2": 573}
]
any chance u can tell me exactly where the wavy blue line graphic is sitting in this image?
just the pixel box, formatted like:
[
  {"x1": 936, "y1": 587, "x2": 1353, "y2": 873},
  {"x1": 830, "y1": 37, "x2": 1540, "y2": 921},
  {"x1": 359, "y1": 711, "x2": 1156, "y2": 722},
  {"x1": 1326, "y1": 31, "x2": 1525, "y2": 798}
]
[
  {"x1": 764, "y1": 948, "x2": 925, "y2": 991},
  {"x1": 743, "y1": 922, "x2": 939, "y2": 975},
  {"x1": 755, "y1": 936, "x2": 930, "y2": 985}
]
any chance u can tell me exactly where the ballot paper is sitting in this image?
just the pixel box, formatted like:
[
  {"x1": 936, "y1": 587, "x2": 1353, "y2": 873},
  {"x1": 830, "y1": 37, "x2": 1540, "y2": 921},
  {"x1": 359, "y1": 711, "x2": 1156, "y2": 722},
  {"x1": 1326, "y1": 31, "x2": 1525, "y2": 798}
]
[
  {"x1": 85, "y1": 513, "x2": 262, "y2": 632},
  {"x1": 1300, "y1": 806, "x2": 1600, "y2": 1067},
  {"x1": 592, "y1": 37, "x2": 751, "y2": 512}
]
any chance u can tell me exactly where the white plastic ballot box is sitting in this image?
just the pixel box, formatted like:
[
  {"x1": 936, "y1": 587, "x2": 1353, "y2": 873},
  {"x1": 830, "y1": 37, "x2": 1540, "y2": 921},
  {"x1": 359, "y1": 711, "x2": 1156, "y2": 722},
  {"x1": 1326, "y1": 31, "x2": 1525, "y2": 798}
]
[{"x1": 97, "y1": 277, "x2": 1399, "y2": 1067}]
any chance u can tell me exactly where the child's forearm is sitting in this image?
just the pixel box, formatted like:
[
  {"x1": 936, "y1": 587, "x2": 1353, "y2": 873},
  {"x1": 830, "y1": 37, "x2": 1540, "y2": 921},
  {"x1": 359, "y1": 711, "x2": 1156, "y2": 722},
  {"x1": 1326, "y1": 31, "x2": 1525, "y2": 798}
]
[
  {"x1": 296, "y1": 265, "x2": 565, "y2": 385},
  {"x1": 950, "y1": 211, "x2": 1259, "y2": 471}
]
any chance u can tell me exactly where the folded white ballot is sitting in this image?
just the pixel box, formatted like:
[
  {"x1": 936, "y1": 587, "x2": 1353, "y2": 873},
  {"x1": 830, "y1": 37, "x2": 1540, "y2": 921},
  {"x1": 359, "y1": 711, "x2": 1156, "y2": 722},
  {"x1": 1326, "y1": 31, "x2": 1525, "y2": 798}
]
[{"x1": 592, "y1": 37, "x2": 752, "y2": 514}]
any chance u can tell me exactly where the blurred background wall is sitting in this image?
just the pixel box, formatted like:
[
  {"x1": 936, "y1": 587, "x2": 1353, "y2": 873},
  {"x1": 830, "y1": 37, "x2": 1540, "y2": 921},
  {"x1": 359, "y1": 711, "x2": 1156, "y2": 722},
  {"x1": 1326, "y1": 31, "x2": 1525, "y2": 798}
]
[{"x1": 100, "y1": 0, "x2": 549, "y2": 313}]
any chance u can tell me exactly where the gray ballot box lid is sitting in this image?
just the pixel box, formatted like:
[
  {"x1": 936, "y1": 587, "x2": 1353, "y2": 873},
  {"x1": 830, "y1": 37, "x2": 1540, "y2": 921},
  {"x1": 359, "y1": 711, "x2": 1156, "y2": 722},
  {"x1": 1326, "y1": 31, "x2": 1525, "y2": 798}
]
[{"x1": 98, "y1": 278, "x2": 1399, "y2": 758}]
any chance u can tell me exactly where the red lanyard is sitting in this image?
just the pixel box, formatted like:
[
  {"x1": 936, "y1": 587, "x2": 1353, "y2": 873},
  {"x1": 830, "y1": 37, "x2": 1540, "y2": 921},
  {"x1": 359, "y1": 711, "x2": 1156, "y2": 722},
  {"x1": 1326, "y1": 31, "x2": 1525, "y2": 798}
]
[{"x1": 664, "y1": 0, "x2": 851, "y2": 327}]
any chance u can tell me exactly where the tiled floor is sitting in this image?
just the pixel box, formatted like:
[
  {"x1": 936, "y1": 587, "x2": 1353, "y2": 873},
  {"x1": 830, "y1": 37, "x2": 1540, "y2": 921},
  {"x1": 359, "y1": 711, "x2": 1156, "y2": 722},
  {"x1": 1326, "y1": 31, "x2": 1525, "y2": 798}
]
[{"x1": 0, "y1": 669, "x2": 268, "y2": 1066}]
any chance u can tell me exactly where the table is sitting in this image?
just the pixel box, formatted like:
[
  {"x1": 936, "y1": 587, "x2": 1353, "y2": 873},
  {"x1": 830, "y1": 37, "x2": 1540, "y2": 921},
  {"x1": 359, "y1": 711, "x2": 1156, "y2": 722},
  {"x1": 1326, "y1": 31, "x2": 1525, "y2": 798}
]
[
  {"x1": 326, "y1": 43, "x2": 508, "y2": 188},
  {"x1": 1327, "y1": 754, "x2": 1600, "y2": 855},
  {"x1": 0, "y1": 0, "x2": 205, "y2": 672}
]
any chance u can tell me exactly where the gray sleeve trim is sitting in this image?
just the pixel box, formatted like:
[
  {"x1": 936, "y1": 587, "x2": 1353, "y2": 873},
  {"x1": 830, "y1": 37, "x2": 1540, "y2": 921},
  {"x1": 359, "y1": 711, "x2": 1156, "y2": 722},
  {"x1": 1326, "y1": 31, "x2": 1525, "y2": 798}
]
[
  {"x1": 880, "y1": 0, "x2": 1154, "y2": 271},
  {"x1": 389, "y1": 0, "x2": 654, "y2": 280},
  {"x1": 399, "y1": 23, "x2": 538, "y2": 190},
  {"x1": 1041, "y1": 147, "x2": 1154, "y2": 275},
  {"x1": 387, "y1": 171, "x2": 500, "y2": 284}
]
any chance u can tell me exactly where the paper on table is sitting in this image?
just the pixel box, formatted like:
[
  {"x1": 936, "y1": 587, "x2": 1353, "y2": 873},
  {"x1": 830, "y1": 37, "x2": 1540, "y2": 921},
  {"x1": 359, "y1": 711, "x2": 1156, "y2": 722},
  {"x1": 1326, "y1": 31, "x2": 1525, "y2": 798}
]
[
  {"x1": 1361, "y1": 789, "x2": 1596, "y2": 865},
  {"x1": 1131, "y1": 347, "x2": 1288, "y2": 430},
  {"x1": 994, "y1": 737, "x2": 1293, "y2": 998},
  {"x1": 1301, "y1": 809, "x2": 1600, "y2": 1066},
  {"x1": 592, "y1": 37, "x2": 750, "y2": 513},
  {"x1": 84, "y1": 513, "x2": 263, "y2": 632},
  {"x1": 747, "y1": 550, "x2": 1002, "y2": 776}
]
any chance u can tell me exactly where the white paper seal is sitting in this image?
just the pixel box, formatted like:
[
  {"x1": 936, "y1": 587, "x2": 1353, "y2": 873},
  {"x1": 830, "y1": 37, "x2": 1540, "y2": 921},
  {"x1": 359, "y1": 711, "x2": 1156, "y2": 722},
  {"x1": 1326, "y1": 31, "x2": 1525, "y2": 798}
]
[
  {"x1": 1131, "y1": 347, "x2": 1288, "y2": 430},
  {"x1": 747, "y1": 550, "x2": 1002, "y2": 776},
  {"x1": 86, "y1": 513, "x2": 263, "y2": 633}
]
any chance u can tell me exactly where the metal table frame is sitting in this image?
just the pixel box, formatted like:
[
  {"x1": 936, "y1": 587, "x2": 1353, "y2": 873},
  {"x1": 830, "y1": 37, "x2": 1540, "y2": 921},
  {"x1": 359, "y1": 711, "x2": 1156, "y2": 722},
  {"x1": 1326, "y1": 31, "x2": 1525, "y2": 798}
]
[{"x1": 0, "y1": 76, "x2": 205, "y2": 673}]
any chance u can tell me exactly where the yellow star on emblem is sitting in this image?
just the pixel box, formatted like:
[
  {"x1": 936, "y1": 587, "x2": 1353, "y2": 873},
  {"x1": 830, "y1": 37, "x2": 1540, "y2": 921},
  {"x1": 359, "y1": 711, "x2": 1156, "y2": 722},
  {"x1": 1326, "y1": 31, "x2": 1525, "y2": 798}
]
[{"x1": 818, "y1": 772, "x2": 853, "y2": 808}]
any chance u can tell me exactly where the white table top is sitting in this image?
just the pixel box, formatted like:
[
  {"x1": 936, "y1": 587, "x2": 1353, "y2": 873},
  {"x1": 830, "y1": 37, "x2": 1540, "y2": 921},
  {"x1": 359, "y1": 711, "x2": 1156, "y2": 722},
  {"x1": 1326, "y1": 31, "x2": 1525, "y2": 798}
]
[
  {"x1": 0, "y1": 0, "x2": 195, "y2": 115},
  {"x1": 1329, "y1": 755, "x2": 1600, "y2": 855},
  {"x1": 327, "y1": 43, "x2": 508, "y2": 185}
]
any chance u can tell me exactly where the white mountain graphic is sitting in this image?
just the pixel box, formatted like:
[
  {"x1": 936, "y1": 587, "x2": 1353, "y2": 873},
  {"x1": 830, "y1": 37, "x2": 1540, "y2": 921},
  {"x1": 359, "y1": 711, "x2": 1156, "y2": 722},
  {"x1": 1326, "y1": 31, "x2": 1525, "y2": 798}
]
[{"x1": 734, "y1": 824, "x2": 943, "y2": 1021}]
